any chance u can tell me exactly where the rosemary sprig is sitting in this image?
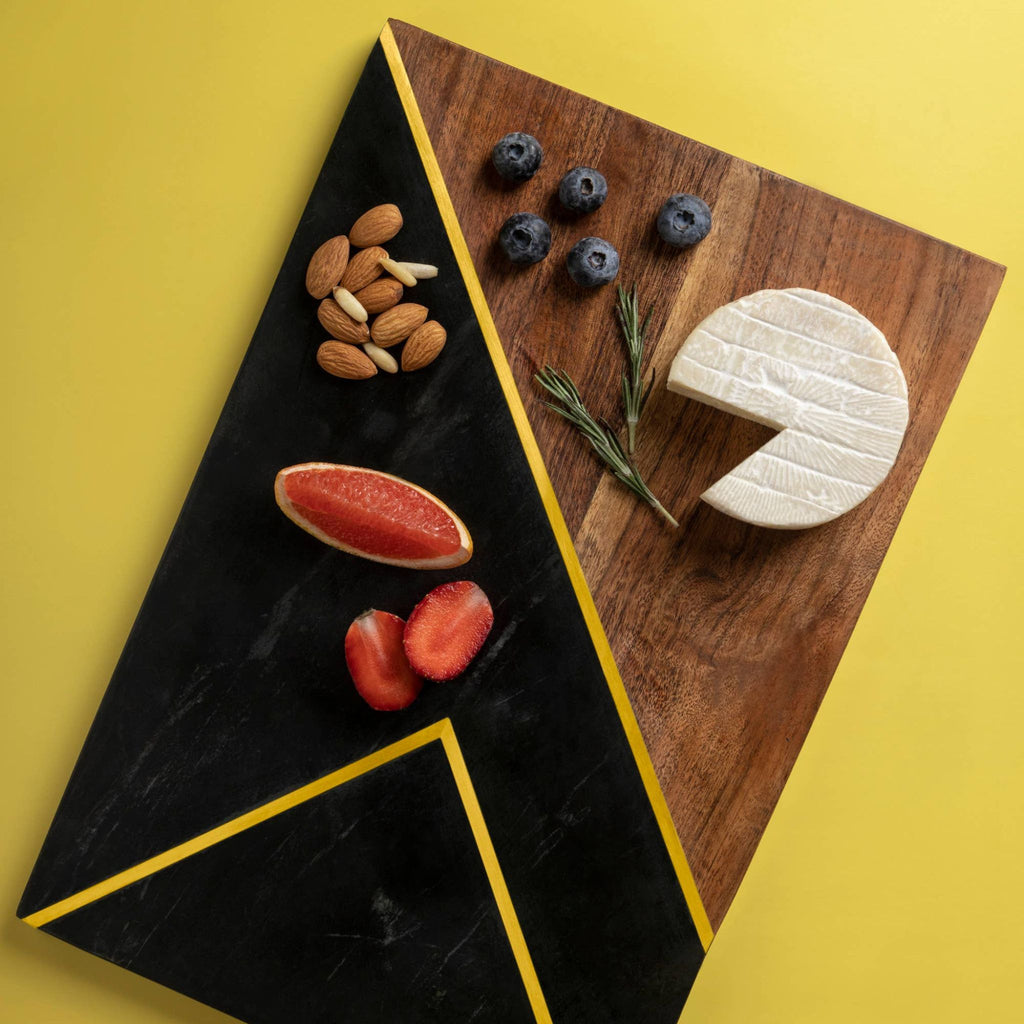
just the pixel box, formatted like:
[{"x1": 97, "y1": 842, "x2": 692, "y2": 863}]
[
  {"x1": 535, "y1": 366, "x2": 678, "y2": 528},
  {"x1": 615, "y1": 284, "x2": 656, "y2": 457}
]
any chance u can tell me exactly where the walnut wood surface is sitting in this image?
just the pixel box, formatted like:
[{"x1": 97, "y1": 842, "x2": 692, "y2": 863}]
[{"x1": 390, "y1": 20, "x2": 1004, "y2": 930}]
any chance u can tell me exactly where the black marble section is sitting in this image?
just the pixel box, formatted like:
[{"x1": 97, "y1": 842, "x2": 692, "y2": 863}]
[
  {"x1": 22, "y1": 39, "x2": 705, "y2": 1023},
  {"x1": 44, "y1": 745, "x2": 538, "y2": 1024}
]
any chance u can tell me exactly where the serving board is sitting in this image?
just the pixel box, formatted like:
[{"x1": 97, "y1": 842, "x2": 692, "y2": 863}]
[{"x1": 20, "y1": 19, "x2": 1003, "y2": 1024}]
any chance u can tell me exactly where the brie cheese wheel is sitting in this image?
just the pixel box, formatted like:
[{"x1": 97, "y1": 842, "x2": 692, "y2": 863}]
[{"x1": 667, "y1": 288, "x2": 908, "y2": 529}]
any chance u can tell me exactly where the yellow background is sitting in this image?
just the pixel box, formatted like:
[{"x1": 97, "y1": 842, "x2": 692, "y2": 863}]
[{"x1": 1, "y1": 1, "x2": 1020, "y2": 1021}]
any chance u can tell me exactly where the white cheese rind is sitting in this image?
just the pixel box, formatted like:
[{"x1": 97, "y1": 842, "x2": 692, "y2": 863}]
[{"x1": 668, "y1": 288, "x2": 909, "y2": 529}]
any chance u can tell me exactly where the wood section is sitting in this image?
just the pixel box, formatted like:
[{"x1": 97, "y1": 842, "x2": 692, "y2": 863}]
[{"x1": 390, "y1": 20, "x2": 1005, "y2": 930}]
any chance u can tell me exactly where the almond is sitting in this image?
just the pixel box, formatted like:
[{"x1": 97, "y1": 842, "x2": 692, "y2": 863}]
[
  {"x1": 370, "y1": 303, "x2": 428, "y2": 348},
  {"x1": 317, "y1": 298, "x2": 370, "y2": 344},
  {"x1": 349, "y1": 204, "x2": 403, "y2": 248},
  {"x1": 305, "y1": 235, "x2": 350, "y2": 299},
  {"x1": 340, "y1": 246, "x2": 388, "y2": 293},
  {"x1": 402, "y1": 320, "x2": 447, "y2": 371},
  {"x1": 317, "y1": 341, "x2": 376, "y2": 379},
  {"x1": 354, "y1": 276, "x2": 404, "y2": 314}
]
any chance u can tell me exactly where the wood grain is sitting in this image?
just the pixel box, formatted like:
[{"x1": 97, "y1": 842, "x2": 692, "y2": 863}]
[{"x1": 390, "y1": 20, "x2": 1005, "y2": 930}]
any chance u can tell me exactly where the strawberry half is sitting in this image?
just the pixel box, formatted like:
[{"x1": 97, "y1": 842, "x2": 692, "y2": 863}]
[
  {"x1": 403, "y1": 581, "x2": 494, "y2": 681},
  {"x1": 344, "y1": 609, "x2": 424, "y2": 711}
]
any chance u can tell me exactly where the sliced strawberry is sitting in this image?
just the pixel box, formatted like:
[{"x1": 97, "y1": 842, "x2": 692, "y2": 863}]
[
  {"x1": 344, "y1": 609, "x2": 423, "y2": 711},
  {"x1": 403, "y1": 581, "x2": 494, "y2": 681}
]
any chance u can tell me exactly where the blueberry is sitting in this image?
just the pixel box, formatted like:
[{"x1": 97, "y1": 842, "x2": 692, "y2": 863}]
[
  {"x1": 491, "y1": 132, "x2": 543, "y2": 182},
  {"x1": 499, "y1": 213, "x2": 551, "y2": 265},
  {"x1": 558, "y1": 166, "x2": 608, "y2": 214},
  {"x1": 657, "y1": 193, "x2": 712, "y2": 247},
  {"x1": 566, "y1": 237, "x2": 619, "y2": 287}
]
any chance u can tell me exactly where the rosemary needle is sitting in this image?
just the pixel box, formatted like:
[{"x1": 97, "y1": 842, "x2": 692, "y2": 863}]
[{"x1": 535, "y1": 366, "x2": 678, "y2": 528}]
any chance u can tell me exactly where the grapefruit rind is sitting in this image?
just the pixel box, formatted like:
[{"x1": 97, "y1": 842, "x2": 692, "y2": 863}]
[{"x1": 274, "y1": 462, "x2": 473, "y2": 570}]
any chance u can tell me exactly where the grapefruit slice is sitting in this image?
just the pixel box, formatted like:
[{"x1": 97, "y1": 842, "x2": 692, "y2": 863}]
[{"x1": 274, "y1": 463, "x2": 472, "y2": 569}]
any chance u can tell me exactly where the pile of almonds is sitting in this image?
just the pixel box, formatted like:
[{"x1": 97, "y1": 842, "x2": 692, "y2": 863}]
[{"x1": 305, "y1": 203, "x2": 446, "y2": 379}]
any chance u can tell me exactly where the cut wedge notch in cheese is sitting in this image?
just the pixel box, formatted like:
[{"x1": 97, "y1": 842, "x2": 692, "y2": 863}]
[{"x1": 667, "y1": 288, "x2": 909, "y2": 529}]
